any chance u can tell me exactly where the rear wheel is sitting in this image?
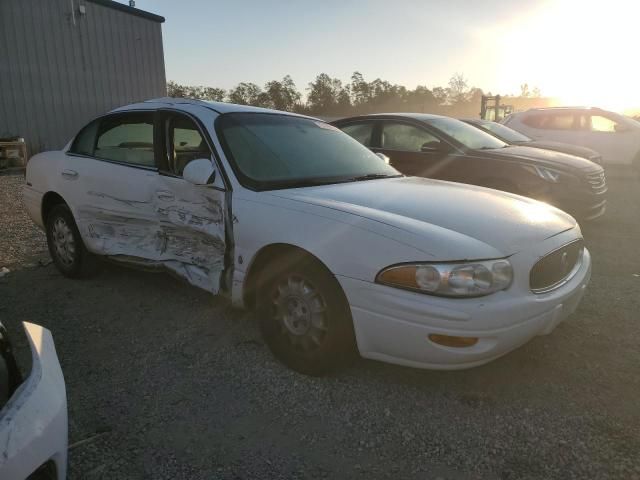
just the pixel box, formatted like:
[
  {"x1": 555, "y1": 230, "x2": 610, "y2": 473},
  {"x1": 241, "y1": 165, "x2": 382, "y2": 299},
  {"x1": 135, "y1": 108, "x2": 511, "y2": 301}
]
[
  {"x1": 45, "y1": 204, "x2": 97, "y2": 278},
  {"x1": 257, "y1": 256, "x2": 356, "y2": 375}
]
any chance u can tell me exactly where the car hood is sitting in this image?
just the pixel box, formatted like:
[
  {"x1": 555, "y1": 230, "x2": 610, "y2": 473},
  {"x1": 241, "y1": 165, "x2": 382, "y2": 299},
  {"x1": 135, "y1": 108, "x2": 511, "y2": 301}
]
[
  {"x1": 270, "y1": 176, "x2": 576, "y2": 256},
  {"x1": 476, "y1": 145, "x2": 601, "y2": 172},
  {"x1": 514, "y1": 140, "x2": 601, "y2": 162}
]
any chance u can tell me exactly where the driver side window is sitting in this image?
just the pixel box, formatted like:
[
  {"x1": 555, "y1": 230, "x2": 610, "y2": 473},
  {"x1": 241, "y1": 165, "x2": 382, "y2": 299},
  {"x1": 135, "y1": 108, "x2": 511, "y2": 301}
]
[
  {"x1": 166, "y1": 115, "x2": 211, "y2": 176},
  {"x1": 382, "y1": 123, "x2": 441, "y2": 152}
]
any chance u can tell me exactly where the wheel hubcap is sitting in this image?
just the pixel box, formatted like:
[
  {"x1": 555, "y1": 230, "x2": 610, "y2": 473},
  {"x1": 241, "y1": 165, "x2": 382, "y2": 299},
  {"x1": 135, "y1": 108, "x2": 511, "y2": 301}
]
[
  {"x1": 52, "y1": 218, "x2": 76, "y2": 266},
  {"x1": 272, "y1": 275, "x2": 327, "y2": 351}
]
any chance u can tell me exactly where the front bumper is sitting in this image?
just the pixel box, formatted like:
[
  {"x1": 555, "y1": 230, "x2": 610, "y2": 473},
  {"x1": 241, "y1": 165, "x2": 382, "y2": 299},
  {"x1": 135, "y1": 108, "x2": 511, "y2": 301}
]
[
  {"x1": 337, "y1": 235, "x2": 591, "y2": 370},
  {"x1": 539, "y1": 174, "x2": 607, "y2": 221},
  {"x1": 0, "y1": 323, "x2": 68, "y2": 479}
]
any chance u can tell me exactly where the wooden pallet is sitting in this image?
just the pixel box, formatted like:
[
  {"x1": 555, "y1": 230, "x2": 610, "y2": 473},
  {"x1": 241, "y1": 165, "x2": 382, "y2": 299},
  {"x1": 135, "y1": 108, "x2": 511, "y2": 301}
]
[{"x1": 0, "y1": 140, "x2": 28, "y2": 168}]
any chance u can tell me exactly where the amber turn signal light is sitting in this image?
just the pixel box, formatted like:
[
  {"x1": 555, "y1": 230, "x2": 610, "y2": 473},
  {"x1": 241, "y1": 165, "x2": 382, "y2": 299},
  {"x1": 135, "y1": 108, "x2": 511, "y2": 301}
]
[{"x1": 428, "y1": 334, "x2": 479, "y2": 348}]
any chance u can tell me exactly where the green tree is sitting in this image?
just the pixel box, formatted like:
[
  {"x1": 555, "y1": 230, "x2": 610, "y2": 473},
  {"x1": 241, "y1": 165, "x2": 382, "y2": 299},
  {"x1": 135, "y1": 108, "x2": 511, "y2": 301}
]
[
  {"x1": 167, "y1": 81, "x2": 187, "y2": 98},
  {"x1": 350, "y1": 71, "x2": 371, "y2": 108},
  {"x1": 228, "y1": 82, "x2": 267, "y2": 106},
  {"x1": 432, "y1": 86, "x2": 450, "y2": 106},
  {"x1": 167, "y1": 81, "x2": 226, "y2": 101},
  {"x1": 307, "y1": 73, "x2": 351, "y2": 114},
  {"x1": 448, "y1": 73, "x2": 469, "y2": 104},
  {"x1": 405, "y1": 85, "x2": 437, "y2": 112},
  {"x1": 263, "y1": 75, "x2": 301, "y2": 111},
  {"x1": 201, "y1": 87, "x2": 226, "y2": 101}
]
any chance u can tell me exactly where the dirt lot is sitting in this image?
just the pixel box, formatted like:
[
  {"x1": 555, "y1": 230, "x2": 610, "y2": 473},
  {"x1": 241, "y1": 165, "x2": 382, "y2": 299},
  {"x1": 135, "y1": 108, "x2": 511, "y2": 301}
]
[{"x1": 1, "y1": 171, "x2": 639, "y2": 479}]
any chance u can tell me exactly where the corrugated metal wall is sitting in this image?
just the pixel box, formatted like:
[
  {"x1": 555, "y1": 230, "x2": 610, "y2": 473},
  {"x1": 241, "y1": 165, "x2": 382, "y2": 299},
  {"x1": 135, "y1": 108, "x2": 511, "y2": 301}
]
[{"x1": 0, "y1": 0, "x2": 166, "y2": 156}]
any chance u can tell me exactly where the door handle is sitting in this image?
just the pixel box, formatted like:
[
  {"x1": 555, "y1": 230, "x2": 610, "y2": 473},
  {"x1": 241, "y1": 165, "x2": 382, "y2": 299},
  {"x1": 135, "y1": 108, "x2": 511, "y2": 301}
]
[{"x1": 61, "y1": 169, "x2": 78, "y2": 179}]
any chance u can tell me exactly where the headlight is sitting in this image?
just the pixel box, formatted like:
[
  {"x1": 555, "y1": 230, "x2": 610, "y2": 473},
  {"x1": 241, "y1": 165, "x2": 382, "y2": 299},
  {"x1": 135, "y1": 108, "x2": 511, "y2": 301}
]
[
  {"x1": 376, "y1": 259, "x2": 513, "y2": 297},
  {"x1": 533, "y1": 166, "x2": 561, "y2": 183}
]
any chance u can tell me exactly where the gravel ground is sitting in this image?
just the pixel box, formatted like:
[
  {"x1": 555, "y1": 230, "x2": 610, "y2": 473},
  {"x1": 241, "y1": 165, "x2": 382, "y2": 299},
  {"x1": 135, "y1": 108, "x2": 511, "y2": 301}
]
[{"x1": 1, "y1": 171, "x2": 639, "y2": 479}]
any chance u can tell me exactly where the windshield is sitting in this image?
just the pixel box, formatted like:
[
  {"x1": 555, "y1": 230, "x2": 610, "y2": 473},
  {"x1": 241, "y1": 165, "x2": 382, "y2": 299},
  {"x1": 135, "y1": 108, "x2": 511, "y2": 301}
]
[
  {"x1": 480, "y1": 121, "x2": 532, "y2": 143},
  {"x1": 426, "y1": 117, "x2": 508, "y2": 150},
  {"x1": 217, "y1": 113, "x2": 399, "y2": 190}
]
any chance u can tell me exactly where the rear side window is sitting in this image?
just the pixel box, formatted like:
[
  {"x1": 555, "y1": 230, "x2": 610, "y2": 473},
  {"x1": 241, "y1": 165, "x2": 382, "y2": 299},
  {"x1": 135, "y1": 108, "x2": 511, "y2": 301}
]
[
  {"x1": 523, "y1": 113, "x2": 575, "y2": 130},
  {"x1": 95, "y1": 113, "x2": 155, "y2": 167},
  {"x1": 590, "y1": 115, "x2": 619, "y2": 132},
  {"x1": 340, "y1": 122, "x2": 375, "y2": 147},
  {"x1": 69, "y1": 119, "x2": 99, "y2": 155}
]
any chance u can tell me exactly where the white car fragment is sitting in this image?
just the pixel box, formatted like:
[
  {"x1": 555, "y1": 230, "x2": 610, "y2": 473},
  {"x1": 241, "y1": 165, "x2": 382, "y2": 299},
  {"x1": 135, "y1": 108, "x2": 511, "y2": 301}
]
[
  {"x1": 0, "y1": 323, "x2": 68, "y2": 479},
  {"x1": 24, "y1": 98, "x2": 591, "y2": 375}
]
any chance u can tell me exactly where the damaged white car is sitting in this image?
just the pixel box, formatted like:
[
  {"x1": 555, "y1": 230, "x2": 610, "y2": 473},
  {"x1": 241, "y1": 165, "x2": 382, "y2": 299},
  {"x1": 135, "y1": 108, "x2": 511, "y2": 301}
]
[
  {"x1": 0, "y1": 322, "x2": 67, "y2": 479},
  {"x1": 24, "y1": 99, "x2": 591, "y2": 375}
]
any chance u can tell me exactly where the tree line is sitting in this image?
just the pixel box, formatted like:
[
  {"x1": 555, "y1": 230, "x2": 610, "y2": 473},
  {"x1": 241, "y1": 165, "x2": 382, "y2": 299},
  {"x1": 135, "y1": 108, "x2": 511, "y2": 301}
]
[{"x1": 167, "y1": 73, "x2": 548, "y2": 118}]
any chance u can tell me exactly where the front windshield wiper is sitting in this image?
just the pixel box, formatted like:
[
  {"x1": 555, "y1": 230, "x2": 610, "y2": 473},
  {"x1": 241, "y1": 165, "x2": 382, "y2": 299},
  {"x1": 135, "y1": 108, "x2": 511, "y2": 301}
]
[{"x1": 346, "y1": 173, "x2": 402, "y2": 182}]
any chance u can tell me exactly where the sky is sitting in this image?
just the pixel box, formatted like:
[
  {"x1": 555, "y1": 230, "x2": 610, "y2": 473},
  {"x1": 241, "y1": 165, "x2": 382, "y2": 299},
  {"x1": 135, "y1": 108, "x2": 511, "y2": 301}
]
[{"x1": 128, "y1": 0, "x2": 640, "y2": 111}]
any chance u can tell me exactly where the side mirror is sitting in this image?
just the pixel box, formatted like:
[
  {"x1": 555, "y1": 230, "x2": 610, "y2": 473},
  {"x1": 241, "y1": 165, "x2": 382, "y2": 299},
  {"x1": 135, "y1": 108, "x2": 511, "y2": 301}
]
[
  {"x1": 614, "y1": 123, "x2": 629, "y2": 133},
  {"x1": 375, "y1": 152, "x2": 390, "y2": 164},
  {"x1": 183, "y1": 158, "x2": 216, "y2": 185}
]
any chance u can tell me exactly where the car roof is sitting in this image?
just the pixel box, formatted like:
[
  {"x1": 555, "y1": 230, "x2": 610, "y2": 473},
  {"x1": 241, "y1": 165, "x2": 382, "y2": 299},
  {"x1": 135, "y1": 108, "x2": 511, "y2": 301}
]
[
  {"x1": 111, "y1": 97, "x2": 314, "y2": 118},
  {"x1": 523, "y1": 106, "x2": 605, "y2": 113},
  {"x1": 460, "y1": 118, "x2": 491, "y2": 124},
  {"x1": 334, "y1": 112, "x2": 450, "y2": 123}
]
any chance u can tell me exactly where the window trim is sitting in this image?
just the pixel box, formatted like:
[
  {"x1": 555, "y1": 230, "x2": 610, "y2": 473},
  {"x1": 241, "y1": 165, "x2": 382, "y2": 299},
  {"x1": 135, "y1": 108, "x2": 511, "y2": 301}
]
[{"x1": 524, "y1": 112, "x2": 581, "y2": 131}]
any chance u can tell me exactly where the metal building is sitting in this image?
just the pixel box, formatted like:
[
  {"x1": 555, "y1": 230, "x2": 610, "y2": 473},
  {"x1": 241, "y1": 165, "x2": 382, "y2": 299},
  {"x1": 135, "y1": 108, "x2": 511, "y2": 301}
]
[{"x1": 0, "y1": 0, "x2": 166, "y2": 158}]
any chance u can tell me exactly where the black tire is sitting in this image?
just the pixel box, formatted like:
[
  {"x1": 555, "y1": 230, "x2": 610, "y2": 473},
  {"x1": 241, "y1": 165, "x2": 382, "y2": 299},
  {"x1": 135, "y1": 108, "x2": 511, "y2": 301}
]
[
  {"x1": 45, "y1": 204, "x2": 98, "y2": 278},
  {"x1": 257, "y1": 255, "x2": 356, "y2": 376}
]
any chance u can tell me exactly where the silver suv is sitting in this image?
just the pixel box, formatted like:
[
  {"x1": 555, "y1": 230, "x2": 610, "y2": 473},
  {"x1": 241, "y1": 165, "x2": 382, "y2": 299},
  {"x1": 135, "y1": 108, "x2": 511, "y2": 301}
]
[{"x1": 503, "y1": 107, "x2": 640, "y2": 170}]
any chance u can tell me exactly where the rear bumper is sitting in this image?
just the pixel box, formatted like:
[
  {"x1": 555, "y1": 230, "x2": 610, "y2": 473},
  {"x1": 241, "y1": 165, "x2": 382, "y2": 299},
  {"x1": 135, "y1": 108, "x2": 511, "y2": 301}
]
[{"x1": 0, "y1": 323, "x2": 68, "y2": 480}]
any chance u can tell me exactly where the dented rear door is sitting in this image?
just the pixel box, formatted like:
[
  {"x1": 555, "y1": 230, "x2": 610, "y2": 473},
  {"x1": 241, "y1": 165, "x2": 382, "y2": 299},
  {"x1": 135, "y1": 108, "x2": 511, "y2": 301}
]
[{"x1": 63, "y1": 112, "x2": 163, "y2": 260}]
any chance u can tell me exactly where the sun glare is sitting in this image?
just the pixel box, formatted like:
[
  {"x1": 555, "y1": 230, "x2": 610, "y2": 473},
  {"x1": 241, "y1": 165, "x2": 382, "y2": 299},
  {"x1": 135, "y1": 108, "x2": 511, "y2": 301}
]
[{"x1": 495, "y1": 0, "x2": 640, "y2": 112}]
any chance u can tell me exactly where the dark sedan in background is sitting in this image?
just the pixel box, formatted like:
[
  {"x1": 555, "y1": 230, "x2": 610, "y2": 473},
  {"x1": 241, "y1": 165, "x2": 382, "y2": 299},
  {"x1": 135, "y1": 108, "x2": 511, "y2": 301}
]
[
  {"x1": 332, "y1": 114, "x2": 607, "y2": 220},
  {"x1": 462, "y1": 118, "x2": 603, "y2": 164}
]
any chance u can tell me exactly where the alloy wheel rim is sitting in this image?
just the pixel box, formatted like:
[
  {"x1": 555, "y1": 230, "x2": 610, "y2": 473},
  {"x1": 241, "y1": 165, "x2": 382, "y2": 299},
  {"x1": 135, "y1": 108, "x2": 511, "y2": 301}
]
[
  {"x1": 271, "y1": 275, "x2": 328, "y2": 352},
  {"x1": 52, "y1": 217, "x2": 76, "y2": 266}
]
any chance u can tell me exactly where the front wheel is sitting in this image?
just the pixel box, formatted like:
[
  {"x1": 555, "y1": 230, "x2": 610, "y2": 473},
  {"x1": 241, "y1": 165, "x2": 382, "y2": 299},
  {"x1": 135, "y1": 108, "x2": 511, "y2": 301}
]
[
  {"x1": 257, "y1": 258, "x2": 356, "y2": 376},
  {"x1": 45, "y1": 204, "x2": 97, "y2": 278}
]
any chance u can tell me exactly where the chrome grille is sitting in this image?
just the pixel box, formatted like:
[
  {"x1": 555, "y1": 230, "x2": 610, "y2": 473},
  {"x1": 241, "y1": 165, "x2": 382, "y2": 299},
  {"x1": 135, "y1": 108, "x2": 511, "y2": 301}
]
[
  {"x1": 585, "y1": 170, "x2": 607, "y2": 194},
  {"x1": 530, "y1": 240, "x2": 584, "y2": 293}
]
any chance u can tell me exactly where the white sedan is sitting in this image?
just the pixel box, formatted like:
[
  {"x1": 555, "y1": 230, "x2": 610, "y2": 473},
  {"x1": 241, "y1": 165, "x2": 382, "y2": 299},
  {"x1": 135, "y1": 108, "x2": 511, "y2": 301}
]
[{"x1": 24, "y1": 99, "x2": 591, "y2": 375}]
